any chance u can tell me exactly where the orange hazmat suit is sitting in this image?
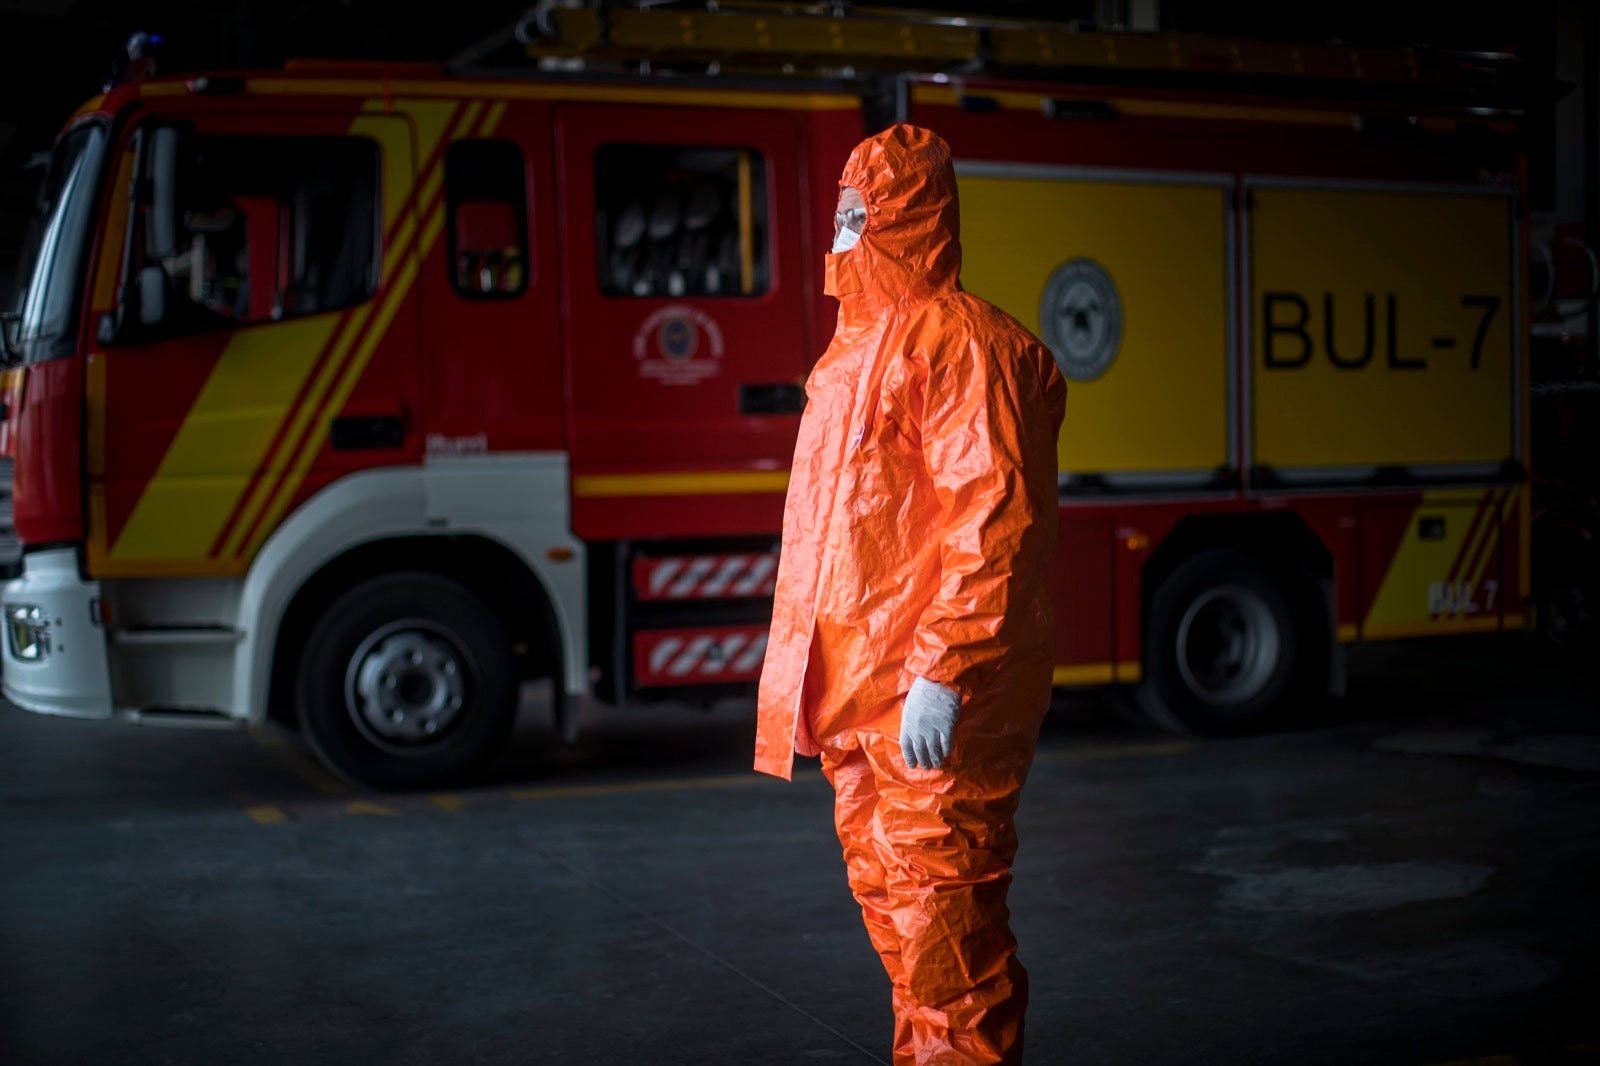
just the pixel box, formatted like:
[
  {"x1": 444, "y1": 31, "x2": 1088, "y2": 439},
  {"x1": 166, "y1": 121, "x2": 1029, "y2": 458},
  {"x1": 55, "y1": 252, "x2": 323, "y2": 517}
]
[{"x1": 755, "y1": 124, "x2": 1067, "y2": 1065}]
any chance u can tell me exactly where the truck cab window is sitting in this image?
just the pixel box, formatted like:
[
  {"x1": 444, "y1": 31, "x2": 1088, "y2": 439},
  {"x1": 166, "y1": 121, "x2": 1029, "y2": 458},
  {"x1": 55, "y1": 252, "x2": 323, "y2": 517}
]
[
  {"x1": 446, "y1": 139, "x2": 529, "y2": 298},
  {"x1": 595, "y1": 144, "x2": 769, "y2": 298},
  {"x1": 140, "y1": 135, "x2": 379, "y2": 331},
  {"x1": 9, "y1": 122, "x2": 106, "y2": 363}
]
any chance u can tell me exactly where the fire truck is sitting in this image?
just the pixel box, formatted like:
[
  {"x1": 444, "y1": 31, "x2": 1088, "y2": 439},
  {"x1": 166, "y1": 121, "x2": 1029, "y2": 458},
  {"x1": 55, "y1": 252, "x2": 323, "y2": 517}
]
[{"x1": 0, "y1": 6, "x2": 1531, "y2": 788}]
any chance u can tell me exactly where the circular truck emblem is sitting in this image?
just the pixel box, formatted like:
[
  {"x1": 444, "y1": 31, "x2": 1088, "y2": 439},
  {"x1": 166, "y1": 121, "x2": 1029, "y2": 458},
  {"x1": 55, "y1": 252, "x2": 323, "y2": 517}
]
[
  {"x1": 657, "y1": 316, "x2": 698, "y2": 361},
  {"x1": 1039, "y1": 257, "x2": 1122, "y2": 382}
]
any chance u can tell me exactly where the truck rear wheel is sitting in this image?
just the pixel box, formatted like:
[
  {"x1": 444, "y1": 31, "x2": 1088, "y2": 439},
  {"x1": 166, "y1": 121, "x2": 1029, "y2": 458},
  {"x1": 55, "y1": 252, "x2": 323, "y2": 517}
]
[
  {"x1": 1134, "y1": 549, "x2": 1307, "y2": 736},
  {"x1": 295, "y1": 573, "x2": 517, "y2": 790}
]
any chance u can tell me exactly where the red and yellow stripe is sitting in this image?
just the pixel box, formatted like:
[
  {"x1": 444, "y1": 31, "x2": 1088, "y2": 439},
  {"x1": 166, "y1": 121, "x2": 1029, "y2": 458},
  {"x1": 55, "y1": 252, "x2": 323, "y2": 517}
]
[
  {"x1": 91, "y1": 96, "x2": 507, "y2": 576},
  {"x1": 1362, "y1": 486, "x2": 1519, "y2": 640}
]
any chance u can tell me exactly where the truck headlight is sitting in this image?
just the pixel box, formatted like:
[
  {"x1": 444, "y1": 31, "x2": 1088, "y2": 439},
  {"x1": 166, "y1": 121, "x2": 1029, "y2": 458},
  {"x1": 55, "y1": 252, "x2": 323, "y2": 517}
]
[{"x1": 6, "y1": 604, "x2": 51, "y2": 662}]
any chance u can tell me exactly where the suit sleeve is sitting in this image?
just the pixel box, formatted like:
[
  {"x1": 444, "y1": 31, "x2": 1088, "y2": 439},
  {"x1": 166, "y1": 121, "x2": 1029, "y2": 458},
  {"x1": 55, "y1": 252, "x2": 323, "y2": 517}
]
[{"x1": 903, "y1": 332, "x2": 1064, "y2": 698}]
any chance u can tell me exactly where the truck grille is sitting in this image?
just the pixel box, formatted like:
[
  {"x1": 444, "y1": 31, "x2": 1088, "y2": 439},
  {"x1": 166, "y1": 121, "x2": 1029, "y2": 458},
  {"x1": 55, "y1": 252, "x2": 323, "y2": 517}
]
[{"x1": 0, "y1": 458, "x2": 19, "y2": 576}]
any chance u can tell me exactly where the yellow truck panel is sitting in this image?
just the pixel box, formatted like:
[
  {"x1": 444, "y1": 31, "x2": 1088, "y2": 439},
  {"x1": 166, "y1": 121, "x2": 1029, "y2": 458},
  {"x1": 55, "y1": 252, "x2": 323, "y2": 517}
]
[
  {"x1": 1249, "y1": 187, "x2": 1515, "y2": 474},
  {"x1": 958, "y1": 168, "x2": 1231, "y2": 480}
]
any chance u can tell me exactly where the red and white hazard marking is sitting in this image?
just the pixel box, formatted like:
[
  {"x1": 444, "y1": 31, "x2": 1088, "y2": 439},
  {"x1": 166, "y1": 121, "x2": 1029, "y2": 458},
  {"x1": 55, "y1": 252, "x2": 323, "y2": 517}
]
[
  {"x1": 633, "y1": 552, "x2": 778, "y2": 601},
  {"x1": 634, "y1": 625, "x2": 770, "y2": 686}
]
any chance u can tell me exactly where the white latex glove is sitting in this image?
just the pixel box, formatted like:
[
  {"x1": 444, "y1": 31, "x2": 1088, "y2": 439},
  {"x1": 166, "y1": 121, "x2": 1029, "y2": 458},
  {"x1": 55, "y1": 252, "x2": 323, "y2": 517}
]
[{"x1": 900, "y1": 676, "x2": 961, "y2": 770}]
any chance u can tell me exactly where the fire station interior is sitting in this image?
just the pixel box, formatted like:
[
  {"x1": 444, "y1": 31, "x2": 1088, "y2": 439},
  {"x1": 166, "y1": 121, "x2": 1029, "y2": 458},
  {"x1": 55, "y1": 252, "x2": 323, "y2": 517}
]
[{"x1": 0, "y1": 2, "x2": 1596, "y2": 1064}]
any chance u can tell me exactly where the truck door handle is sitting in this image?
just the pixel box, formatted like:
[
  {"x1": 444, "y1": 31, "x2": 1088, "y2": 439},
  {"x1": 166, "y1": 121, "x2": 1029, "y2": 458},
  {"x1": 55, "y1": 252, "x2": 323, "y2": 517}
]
[
  {"x1": 330, "y1": 416, "x2": 405, "y2": 451},
  {"x1": 740, "y1": 383, "x2": 806, "y2": 416}
]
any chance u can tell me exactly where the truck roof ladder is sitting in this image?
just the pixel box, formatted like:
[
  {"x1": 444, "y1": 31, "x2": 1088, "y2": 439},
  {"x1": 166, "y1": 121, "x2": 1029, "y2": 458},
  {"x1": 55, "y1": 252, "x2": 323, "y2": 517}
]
[{"x1": 465, "y1": 1, "x2": 1526, "y2": 109}]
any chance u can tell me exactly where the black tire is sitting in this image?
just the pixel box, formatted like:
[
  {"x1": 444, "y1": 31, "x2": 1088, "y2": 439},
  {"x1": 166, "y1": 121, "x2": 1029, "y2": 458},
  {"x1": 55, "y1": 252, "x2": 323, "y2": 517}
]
[
  {"x1": 295, "y1": 572, "x2": 518, "y2": 790},
  {"x1": 1134, "y1": 548, "x2": 1315, "y2": 736}
]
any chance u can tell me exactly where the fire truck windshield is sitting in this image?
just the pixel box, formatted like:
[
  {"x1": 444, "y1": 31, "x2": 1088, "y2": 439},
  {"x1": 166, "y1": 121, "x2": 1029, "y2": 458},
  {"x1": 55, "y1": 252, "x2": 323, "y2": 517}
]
[{"x1": 8, "y1": 122, "x2": 106, "y2": 364}]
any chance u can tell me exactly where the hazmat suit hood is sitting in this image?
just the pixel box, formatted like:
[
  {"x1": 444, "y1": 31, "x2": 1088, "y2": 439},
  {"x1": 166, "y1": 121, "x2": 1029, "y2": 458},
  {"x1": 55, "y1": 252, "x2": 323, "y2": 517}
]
[{"x1": 825, "y1": 124, "x2": 962, "y2": 306}]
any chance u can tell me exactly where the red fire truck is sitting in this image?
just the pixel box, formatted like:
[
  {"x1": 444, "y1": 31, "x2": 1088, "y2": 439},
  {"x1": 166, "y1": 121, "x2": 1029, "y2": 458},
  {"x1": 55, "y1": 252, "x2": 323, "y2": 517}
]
[{"x1": 0, "y1": 8, "x2": 1530, "y2": 787}]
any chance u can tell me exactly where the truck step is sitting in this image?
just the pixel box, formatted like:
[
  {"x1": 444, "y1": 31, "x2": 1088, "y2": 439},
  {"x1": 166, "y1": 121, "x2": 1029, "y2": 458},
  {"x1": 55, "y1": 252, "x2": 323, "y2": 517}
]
[
  {"x1": 113, "y1": 627, "x2": 244, "y2": 647},
  {"x1": 114, "y1": 707, "x2": 241, "y2": 729}
]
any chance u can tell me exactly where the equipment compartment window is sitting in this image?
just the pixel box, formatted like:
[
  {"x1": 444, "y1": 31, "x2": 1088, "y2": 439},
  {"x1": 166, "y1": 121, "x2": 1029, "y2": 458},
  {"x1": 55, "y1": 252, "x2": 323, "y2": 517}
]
[
  {"x1": 595, "y1": 144, "x2": 769, "y2": 298},
  {"x1": 446, "y1": 139, "x2": 529, "y2": 298},
  {"x1": 143, "y1": 135, "x2": 379, "y2": 329}
]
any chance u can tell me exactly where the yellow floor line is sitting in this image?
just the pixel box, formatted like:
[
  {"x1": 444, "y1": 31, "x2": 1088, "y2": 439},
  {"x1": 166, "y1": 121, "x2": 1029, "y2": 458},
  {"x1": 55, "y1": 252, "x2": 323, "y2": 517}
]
[
  {"x1": 248, "y1": 727, "x2": 352, "y2": 795},
  {"x1": 344, "y1": 801, "x2": 398, "y2": 817},
  {"x1": 501, "y1": 743, "x2": 1189, "y2": 803},
  {"x1": 233, "y1": 738, "x2": 1196, "y2": 820}
]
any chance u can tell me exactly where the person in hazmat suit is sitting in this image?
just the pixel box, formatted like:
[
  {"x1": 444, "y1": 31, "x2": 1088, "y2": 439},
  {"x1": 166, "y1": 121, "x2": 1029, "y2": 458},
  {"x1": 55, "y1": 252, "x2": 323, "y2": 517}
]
[{"x1": 755, "y1": 123, "x2": 1068, "y2": 1065}]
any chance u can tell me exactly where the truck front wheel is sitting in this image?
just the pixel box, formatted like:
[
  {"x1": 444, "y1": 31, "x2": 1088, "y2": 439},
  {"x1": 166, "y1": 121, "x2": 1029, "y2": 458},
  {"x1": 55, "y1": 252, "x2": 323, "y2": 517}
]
[
  {"x1": 295, "y1": 572, "x2": 518, "y2": 790},
  {"x1": 1134, "y1": 549, "x2": 1311, "y2": 736}
]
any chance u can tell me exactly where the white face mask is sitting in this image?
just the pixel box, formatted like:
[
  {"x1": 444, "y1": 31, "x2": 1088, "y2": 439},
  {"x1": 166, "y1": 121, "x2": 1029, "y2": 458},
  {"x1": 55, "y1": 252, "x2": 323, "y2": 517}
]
[{"x1": 831, "y1": 205, "x2": 866, "y2": 254}]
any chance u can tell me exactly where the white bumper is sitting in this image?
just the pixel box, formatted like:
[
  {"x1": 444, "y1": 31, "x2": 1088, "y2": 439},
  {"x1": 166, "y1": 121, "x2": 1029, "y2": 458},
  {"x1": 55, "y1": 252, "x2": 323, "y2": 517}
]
[{"x1": 1, "y1": 548, "x2": 113, "y2": 718}]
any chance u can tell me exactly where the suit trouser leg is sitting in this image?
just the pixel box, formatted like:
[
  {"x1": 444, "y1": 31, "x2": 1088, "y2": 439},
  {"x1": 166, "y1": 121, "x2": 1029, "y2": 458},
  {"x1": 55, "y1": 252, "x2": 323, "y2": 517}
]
[
  {"x1": 823, "y1": 731, "x2": 1032, "y2": 1065},
  {"x1": 823, "y1": 745, "x2": 917, "y2": 1064}
]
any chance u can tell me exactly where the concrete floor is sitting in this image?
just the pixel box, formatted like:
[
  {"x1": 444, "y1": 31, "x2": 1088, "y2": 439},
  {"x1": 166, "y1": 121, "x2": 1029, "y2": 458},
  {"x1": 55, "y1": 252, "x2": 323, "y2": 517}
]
[{"x1": 0, "y1": 635, "x2": 1596, "y2": 1065}]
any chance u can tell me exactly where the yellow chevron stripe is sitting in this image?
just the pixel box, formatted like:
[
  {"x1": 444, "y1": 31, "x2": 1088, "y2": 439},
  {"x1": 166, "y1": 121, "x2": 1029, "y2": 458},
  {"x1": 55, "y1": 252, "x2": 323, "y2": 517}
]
[
  {"x1": 109, "y1": 314, "x2": 345, "y2": 561},
  {"x1": 219, "y1": 163, "x2": 420, "y2": 563},
  {"x1": 406, "y1": 97, "x2": 465, "y2": 165},
  {"x1": 104, "y1": 106, "x2": 423, "y2": 569},
  {"x1": 351, "y1": 114, "x2": 416, "y2": 232},
  {"x1": 1361, "y1": 490, "x2": 1491, "y2": 635},
  {"x1": 1463, "y1": 486, "x2": 1518, "y2": 596},
  {"x1": 215, "y1": 304, "x2": 377, "y2": 559},
  {"x1": 239, "y1": 253, "x2": 423, "y2": 560},
  {"x1": 480, "y1": 100, "x2": 508, "y2": 134},
  {"x1": 415, "y1": 166, "x2": 445, "y2": 225},
  {"x1": 217, "y1": 100, "x2": 467, "y2": 560},
  {"x1": 233, "y1": 100, "x2": 508, "y2": 562},
  {"x1": 468, "y1": 98, "x2": 502, "y2": 140},
  {"x1": 209, "y1": 107, "x2": 418, "y2": 561},
  {"x1": 1360, "y1": 487, "x2": 1525, "y2": 638},
  {"x1": 1459, "y1": 486, "x2": 1504, "y2": 589}
]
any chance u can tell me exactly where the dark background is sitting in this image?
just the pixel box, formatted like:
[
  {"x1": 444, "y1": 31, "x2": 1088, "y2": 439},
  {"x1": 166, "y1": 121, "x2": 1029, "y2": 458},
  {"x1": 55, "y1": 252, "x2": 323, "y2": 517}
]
[{"x1": 0, "y1": 0, "x2": 1585, "y2": 300}]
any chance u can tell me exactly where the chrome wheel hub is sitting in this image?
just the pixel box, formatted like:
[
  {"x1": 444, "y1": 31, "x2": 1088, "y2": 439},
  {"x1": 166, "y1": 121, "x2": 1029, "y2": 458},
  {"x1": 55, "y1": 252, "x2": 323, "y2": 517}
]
[
  {"x1": 1175, "y1": 585, "x2": 1281, "y2": 706},
  {"x1": 346, "y1": 623, "x2": 468, "y2": 747}
]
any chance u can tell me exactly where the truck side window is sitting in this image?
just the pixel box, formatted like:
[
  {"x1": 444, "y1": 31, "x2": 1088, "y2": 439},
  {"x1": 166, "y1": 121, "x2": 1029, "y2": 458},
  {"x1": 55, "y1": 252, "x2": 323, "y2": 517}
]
[
  {"x1": 446, "y1": 139, "x2": 529, "y2": 299},
  {"x1": 142, "y1": 135, "x2": 379, "y2": 330},
  {"x1": 594, "y1": 144, "x2": 769, "y2": 298}
]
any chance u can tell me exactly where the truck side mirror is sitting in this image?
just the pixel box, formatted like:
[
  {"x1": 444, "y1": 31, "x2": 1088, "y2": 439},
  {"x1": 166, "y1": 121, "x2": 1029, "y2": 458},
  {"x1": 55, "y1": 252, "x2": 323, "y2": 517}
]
[
  {"x1": 147, "y1": 126, "x2": 179, "y2": 260},
  {"x1": 137, "y1": 265, "x2": 167, "y2": 327}
]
